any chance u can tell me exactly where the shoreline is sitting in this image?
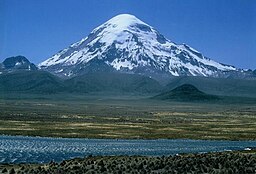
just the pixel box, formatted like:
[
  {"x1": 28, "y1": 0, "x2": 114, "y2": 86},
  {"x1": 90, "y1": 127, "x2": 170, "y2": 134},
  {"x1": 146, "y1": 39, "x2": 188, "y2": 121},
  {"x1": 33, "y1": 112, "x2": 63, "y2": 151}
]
[{"x1": 1, "y1": 134, "x2": 256, "y2": 142}]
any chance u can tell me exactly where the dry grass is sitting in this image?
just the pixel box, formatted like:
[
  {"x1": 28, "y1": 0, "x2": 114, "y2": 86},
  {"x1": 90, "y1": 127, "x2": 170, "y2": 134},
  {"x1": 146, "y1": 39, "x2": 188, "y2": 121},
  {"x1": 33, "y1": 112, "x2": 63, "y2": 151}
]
[{"x1": 0, "y1": 96, "x2": 256, "y2": 140}]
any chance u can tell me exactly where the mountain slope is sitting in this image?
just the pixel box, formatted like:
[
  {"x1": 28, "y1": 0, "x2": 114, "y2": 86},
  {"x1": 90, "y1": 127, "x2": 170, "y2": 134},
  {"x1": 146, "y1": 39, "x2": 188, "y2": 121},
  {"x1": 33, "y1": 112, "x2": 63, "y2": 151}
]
[
  {"x1": 65, "y1": 73, "x2": 162, "y2": 94},
  {"x1": 0, "y1": 71, "x2": 65, "y2": 94},
  {"x1": 39, "y1": 14, "x2": 247, "y2": 79}
]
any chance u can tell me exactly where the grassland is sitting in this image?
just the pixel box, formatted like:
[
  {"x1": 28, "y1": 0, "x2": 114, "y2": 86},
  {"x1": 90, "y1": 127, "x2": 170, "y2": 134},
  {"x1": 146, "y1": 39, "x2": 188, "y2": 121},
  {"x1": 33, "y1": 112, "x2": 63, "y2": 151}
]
[{"x1": 0, "y1": 93, "x2": 256, "y2": 140}]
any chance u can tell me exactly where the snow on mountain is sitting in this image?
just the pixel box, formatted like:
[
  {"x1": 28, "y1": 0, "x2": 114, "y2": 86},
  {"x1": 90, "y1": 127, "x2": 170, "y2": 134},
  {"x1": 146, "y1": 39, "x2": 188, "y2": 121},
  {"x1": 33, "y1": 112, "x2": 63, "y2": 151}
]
[{"x1": 39, "y1": 14, "x2": 238, "y2": 78}]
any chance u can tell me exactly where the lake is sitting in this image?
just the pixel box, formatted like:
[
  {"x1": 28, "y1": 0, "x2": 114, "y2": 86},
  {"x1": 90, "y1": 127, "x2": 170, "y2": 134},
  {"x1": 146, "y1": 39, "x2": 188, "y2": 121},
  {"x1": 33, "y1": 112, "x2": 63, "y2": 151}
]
[{"x1": 0, "y1": 135, "x2": 256, "y2": 164}]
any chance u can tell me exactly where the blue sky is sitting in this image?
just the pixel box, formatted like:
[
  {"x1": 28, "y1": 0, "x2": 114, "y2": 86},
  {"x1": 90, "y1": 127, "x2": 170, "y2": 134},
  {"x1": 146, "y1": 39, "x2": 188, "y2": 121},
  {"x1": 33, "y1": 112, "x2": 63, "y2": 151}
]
[{"x1": 1, "y1": 0, "x2": 255, "y2": 69}]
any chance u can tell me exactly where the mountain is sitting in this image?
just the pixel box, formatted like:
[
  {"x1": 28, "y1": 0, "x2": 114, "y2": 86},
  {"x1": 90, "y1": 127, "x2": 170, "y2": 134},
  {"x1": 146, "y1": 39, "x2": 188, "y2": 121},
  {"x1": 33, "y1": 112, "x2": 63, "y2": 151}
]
[
  {"x1": 153, "y1": 84, "x2": 219, "y2": 101},
  {"x1": 39, "y1": 14, "x2": 252, "y2": 79},
  {"x1": 0, "y1": 56, "x2": 37, "y2": 74},
  {"x1": 0, "y1": 56, "x2": 64, "y2": 94}
]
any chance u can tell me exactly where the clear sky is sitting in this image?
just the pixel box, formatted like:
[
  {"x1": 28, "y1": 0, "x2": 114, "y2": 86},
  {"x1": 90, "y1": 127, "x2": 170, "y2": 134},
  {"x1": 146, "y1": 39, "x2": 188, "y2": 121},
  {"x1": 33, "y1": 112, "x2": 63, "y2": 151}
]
[{"x1": 1, "y1": 0, "x2": 255, "y2": 69}]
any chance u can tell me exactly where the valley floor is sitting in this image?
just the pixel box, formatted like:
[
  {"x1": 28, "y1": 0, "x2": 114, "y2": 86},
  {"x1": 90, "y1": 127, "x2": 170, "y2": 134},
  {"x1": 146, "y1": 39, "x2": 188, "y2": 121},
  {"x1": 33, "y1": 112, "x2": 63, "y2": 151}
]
[
  {"x1": 0, "y1": 150, "x2": 255, "y2": 174},
  {"x1": 0, "y1": 93, "x2": 256, "y2": 140}
]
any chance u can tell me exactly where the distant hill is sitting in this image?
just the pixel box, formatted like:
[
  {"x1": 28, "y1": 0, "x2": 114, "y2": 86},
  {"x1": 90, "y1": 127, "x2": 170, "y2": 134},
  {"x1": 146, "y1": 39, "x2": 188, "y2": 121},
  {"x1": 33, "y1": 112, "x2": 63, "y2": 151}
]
[
  {"x1": 165, "y1": 76, "x2": 256, "y2": 98},
  {"x1": 153, "y1": 84, "x2": 219, "y2": 101}
]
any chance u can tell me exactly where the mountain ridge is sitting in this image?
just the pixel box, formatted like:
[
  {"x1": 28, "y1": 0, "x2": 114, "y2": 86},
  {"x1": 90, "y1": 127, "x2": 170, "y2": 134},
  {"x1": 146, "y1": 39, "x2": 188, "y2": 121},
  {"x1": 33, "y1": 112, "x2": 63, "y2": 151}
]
[
  {"x1": 1, "y1": 59, "x2": 256, "y2": 98},
  {"x1": 0, "y1": 70, "x2": 162, "y2": 94}
]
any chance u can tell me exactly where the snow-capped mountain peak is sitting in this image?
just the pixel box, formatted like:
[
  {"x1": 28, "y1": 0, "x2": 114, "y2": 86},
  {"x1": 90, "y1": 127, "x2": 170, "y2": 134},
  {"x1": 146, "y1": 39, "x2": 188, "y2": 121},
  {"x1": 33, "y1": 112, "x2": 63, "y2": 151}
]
[
  {"x1": 100, "y1": 14, "x2": 149, "y2": 31},
  {"x1": 39, "y1": 14, "x2": 238, "y2": 78}
]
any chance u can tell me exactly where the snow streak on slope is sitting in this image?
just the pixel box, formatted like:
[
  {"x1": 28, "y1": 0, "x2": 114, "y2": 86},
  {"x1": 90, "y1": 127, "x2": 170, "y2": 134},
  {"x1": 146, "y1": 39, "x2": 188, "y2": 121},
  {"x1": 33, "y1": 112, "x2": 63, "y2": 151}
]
[{"x1": 39, "y1": 14, "x2": 236, "y2": 77}]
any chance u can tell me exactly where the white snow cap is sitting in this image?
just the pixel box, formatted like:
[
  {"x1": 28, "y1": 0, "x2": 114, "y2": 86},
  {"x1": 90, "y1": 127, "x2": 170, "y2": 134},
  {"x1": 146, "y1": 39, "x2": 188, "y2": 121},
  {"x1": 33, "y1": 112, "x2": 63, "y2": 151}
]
[{"x1": 105, "y1": 14, "x2": 148, "y2": 28}]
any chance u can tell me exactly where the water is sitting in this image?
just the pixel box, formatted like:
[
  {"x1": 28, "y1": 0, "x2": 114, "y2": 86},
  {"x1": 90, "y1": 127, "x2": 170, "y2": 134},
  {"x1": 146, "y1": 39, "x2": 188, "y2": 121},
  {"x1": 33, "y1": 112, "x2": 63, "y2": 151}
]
[{"x1": 0, "y1": 135, "x2": 256, "y2": 164}]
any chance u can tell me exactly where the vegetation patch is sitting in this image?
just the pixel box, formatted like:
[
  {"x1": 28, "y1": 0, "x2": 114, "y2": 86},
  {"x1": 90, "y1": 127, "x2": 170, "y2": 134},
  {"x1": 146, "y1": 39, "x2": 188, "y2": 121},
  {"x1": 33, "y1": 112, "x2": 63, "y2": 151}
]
[{"x1": 0, "y1": 150, "x2": 255, "y2": 174}]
